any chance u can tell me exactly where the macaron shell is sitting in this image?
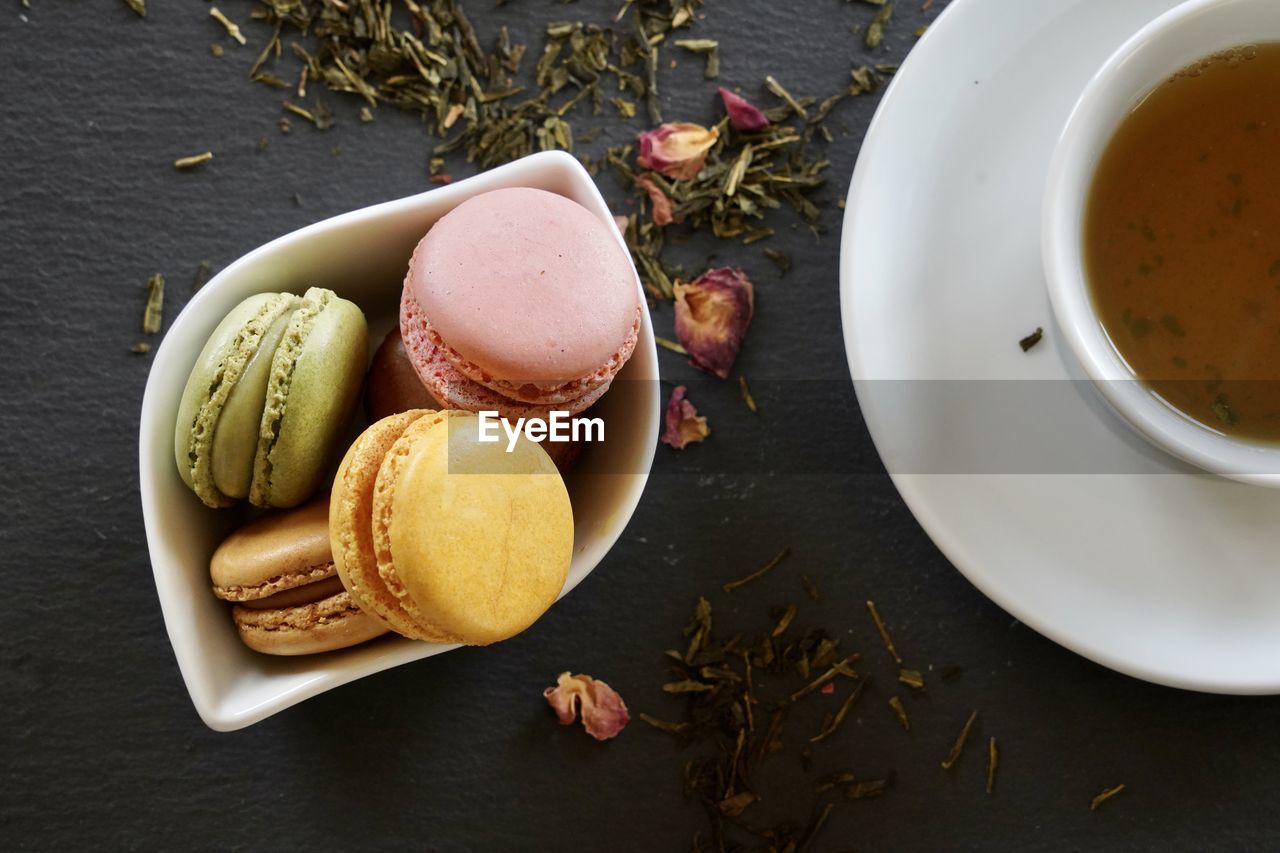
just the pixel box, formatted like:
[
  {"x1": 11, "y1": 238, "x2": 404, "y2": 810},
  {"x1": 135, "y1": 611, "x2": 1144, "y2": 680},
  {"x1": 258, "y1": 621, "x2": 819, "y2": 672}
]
[
  {"x1": 251, "y1": 288, "x2": 368, "y2": 508},
  {"x1": 210, "y1": 494, "x2": 334, "y2": 600},
  {"x1": 407, "y1": 187, "x2": 640, "y2": 384},
  {"x1": 173, "y1": 292, "x2": 293, "y2": 508},
  {"x1": 330, "y1": 409, "x2": 448, "y2": 641},
  {"x1": 369, "y1": 411, "x2": 465, "y2": 643},
  {"x1": 232, "y1": 590, "x2": 389, "y2": 655},
  {"x1": 400, "y1": 284, "x2": 610, "y2": 418},
  {"x1": 210, "y1": 298, "x2": 304, "y2": 499},
  {"x1": 364, "y1": 328, "x2": 442, "y2": 422},
  {"x1": 386, "y1": 412, "x2": 573, "y2": 646}
]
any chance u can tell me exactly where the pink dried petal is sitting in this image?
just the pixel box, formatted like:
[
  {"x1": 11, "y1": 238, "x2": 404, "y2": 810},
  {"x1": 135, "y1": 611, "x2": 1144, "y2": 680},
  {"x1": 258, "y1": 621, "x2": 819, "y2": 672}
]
[
  {"x1": 635, "y1": 173, "x2": 675, "y2": 226},
  {"x1": 820, "y1": 683, "x2": 836, "y2": 695},
  {"x1": 543, "y1": 672, "x2": 630, "y2": 741},
  {"x1": 673, "y1": 268, "x2": 755, "y2": 379},
  {"x1": 718, "y1": 87, "x2": 769, "y2": 132},
  {"x1": 661, "y1": 385, "x2": 710, "y2": 449},
  {"x1": 613, "y1": 214, "x2": 630, "y2": 235},
  {"x1": 637, "y1": 122, "x2": 719, "y2": 181}
]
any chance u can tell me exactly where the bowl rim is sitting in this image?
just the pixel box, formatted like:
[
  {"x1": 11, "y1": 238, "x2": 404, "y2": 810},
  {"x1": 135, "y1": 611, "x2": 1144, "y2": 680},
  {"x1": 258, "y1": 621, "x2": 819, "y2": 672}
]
[
  {"x1": 1042, "y1": 0, "x2": 1280, "y2": 486},
  {"x1": 139, "y1": 150, "x2": 659, "y2": 730}
]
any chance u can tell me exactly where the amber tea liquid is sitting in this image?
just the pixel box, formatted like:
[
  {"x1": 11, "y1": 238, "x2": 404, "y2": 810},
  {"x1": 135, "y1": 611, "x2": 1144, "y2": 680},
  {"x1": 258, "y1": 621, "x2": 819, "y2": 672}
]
[{"x1": 1085, "y1": 43, "x2": 1280, "y2": 441}]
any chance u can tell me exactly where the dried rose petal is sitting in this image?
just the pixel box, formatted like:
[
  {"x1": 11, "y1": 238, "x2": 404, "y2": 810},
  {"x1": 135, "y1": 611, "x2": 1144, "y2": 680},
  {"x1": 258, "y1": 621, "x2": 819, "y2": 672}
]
[
  {"x1": 543, "y1": 672, "x2": 630, "y2": 741},
  {"x1": 635, "y1": 173, "x2": 674, "y2": 226},
  {"x1": 661, "y1": 385, "x2": 710, "y2": 449},
  {"x1": 637, "y1": 122, "x2": 719, "y2": 181},
  {"x1": 612, "y1": 214, "x2": 630, "y2": 235},
  {"x1": 718, "y1": 87, "x2": 769, "y2": 132},
  {"x1": 673, "y1": 267, "x2": 755, "y2": 379}
]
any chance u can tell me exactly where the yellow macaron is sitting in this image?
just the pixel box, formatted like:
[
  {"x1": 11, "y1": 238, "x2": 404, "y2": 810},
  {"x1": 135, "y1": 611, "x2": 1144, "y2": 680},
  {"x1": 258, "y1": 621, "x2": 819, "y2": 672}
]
[{"x1": 330, "y1": 410, "x2": 573, "y2": 645}]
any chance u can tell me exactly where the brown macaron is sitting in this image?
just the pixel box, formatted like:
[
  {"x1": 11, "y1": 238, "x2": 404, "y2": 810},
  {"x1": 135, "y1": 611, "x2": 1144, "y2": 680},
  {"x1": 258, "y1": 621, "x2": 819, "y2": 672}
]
[{"x1": 210, "y1": 495, "x2": 389, "y2": 655}]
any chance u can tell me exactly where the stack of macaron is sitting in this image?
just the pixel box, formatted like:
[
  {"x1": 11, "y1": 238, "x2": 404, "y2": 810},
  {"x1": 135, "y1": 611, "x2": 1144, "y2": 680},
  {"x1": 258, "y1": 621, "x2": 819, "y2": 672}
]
[
  {"x1": 210, "y1": 495, "x2": 388, "y2": 655},
  {"x1": 174, "y1": 287, "x2": 367, "y2": 509},
  {"x1": 330, "y1": 410, "x2": 573, "y2": 645},
  {"x1": 174, "y1": 185, "x2": 642, "y2": 656}
]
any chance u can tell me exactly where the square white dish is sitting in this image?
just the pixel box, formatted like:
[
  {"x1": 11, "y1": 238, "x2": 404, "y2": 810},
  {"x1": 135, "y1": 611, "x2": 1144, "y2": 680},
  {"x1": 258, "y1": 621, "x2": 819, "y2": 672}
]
[{"x1": 139, "y1": 151, "x2": 659, "y2": 731}]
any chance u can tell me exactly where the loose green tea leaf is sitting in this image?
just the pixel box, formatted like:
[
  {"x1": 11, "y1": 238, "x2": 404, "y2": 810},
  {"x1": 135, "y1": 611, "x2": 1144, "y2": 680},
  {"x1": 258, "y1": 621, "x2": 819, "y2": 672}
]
[
  {"x1": 866, "y1": 600, "x2": 903, "y2": 664},
  {"x1": 192, "y1": 260, "x2": 212, "y2": 292},
  {"x1": 941, "y1": 710, "x2": 978, "y2": 770},
  {"x1": 173, "y1": 151, "x2": 213, "y2": 170},
  {"x1": 209, "y1": 7, "x2": 246, "y2": 45},
  {"x1": 655, "y1": 336, "x2": 688, "y2": 354},
  {"x1": 791, "y1": 654, "x2": 859, "y2": 702},
  {"x1": 130, "y1": 342, "x2": 151, "y2": 354},
  {"x1": 1019, "y1": 326, "x2": 1044, "y2": 352},
  {"x1": 738, "y1": 375, "x2": 758, "y2": 413},
  {"x1": 1091, "y1": 784, "x2": 1125, "y2": 811},
  {"x1": 799, "y1": 573, "x2": 819, "y2": 601},
  {"x1": 764, "y1": 74, "x2": 808, "y2": 119},
  {"x1": 888, "y1": 695, "x2": 909, "y2": 730},
  {"x1": 124, "y1": 0, "x2": 146, "y2": 19},
  {"x1": 723, "y1": 547, "x2": 790, "y2": 593},
  {"x1": 986, "y1": 736, "x2": 998, "y2": 794},
  {"x1": 847, "y1": 778, "x2": 890, "y2": 800},
  {"x1": 639, "y1": 712, "x2": 692, "y2": 735},
  {"x1": 763, "y1": 247, "x2": 791, "y2": 275},
  {"x1": 865, "y1": 2, "x2": 893, "y2": 49},
  {"x1": 674, "y1": 39, "x2": 719, "y2": 79},
  {"x1": 1212, "y1": 393, "x2": 1237, "y2": 425},
  {"x1": 142, "y1": 273, "x2": 164, "y2": 334},
  {"x1": 898, "y1": 668, "x2": 924, "y2": 690},
  {"x1": 810, "y1": 676, "x2": 866, "y2": 743}
]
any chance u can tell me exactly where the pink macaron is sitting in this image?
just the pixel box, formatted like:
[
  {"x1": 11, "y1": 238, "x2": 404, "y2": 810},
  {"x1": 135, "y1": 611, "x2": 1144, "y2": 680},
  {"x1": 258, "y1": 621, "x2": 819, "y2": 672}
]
[{"x1": 400, "y1": 187, "x2": 641, "y2": 417}]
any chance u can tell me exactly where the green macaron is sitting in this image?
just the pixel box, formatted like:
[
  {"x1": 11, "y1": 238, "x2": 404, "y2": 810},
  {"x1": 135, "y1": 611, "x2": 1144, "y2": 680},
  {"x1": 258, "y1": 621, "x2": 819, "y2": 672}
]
[{"x1": 174, "y1": 287, "x2": 368, "y2": 509}]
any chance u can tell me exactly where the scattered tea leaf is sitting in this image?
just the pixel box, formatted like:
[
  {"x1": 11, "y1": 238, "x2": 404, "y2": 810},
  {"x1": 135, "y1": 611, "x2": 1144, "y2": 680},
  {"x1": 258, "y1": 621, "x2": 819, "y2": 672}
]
[
  {"x1": 986, "y1": 736, "x2": 998, "y2": 794},
  {"x1": 898, "y1": 668, "x2": 924, "y2": 690},
  {"x1": 764, "y1": 74, "x2": 808, "y2": 119},
  {"x1": 723, "y1": 547, "x2": 790, "y2": 593},
  {"x1": 1091, "y1": 784, "x2": 1125, "y2": 811},
  {"x1": 209, "y1": 6, "x2": 246, "y2": 45},
  {"x1": 888, "y1": 695, "x2": 910, "y2": 730},
  {"x1": 141, "y1": 273, "x2": 164, "y2": 335},
  {"x1": 655, "y1": 336, "x2": 689, "y2": 355},
  {"x1": 1019, "y1": 326, "x2": 1044, "y2": 352},
  {"x1": 847, "y1": 778, "x2": 890, "y2": 800},
  {"x1": 1212, "y1": 393, "x2": 1237, "y2": 425},
  {"x1": 130, "y1": 342, "x2": 151, "y2": 354},
  {"x1": 192, "y1": 260, "x2": 212, "y2": 292},
  {"x1": 173, "y1": 151, "x2": 213, "y2": 170},
  {"x1": 674, "y1": 38, "x2": 719, "y2": 78},
  {"x1": 941, "y1": 710, "x2": 978, "y2": 770},
  {"x1": 810, "y1": 676, "x2": 866, "y2": 743},
  {"x1": 866, "y1": 600, "x2": 904, "y2": 664},
  {"x1": 799, "y1": 573, "x2": 819, "y2": 601},
  {"x1": 639, "y1": 712, "x2": 692, "y2": 735},
  {"x1": 865, "y1": 2, "x2": 893, "y2": 49},
  {"x1": 124, "y1": 0, "x2": 145, "y2": 18},
  {"x1": 739, "y1": 375, "x2": 758, "y2": 413}
]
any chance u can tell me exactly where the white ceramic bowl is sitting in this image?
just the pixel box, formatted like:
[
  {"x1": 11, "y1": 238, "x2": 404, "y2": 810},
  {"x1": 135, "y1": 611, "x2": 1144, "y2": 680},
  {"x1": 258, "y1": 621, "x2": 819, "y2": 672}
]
[
  {"x1": 139, "y1": 151, "x2": 659, "y2": 731},
  {"x1": 1043, "y1": 0, "x2": 1280, "y2": 485}
]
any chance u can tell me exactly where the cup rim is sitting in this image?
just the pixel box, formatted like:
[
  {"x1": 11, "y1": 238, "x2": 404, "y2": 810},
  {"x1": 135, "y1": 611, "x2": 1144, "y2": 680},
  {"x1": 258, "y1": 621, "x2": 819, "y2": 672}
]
[{"x1": 1042, "y1": 0, "x2": 1280, "y2": 486}]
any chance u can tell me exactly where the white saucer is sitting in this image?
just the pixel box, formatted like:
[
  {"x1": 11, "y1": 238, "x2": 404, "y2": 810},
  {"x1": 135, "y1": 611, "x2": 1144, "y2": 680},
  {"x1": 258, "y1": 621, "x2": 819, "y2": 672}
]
[{"x1": 840, "y1": 0, "x2": 1280, "y2": 693}]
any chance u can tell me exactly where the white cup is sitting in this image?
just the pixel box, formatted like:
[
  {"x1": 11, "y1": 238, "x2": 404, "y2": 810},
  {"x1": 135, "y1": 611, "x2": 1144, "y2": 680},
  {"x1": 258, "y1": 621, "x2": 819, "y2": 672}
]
[{"x1": 1043, "y1": 0, "x2": 1280, "y2": 485}]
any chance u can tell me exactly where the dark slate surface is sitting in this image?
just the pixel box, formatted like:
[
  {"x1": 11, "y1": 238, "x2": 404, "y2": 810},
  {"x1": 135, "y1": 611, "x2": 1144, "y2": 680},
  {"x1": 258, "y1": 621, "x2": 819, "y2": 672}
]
[{"x1": 3, "y1": 1, "x2": 1277, "y2": 850}]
